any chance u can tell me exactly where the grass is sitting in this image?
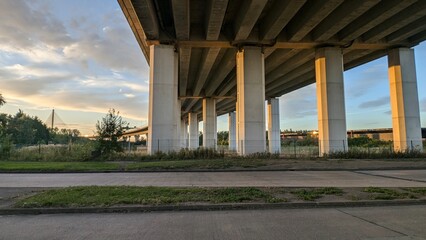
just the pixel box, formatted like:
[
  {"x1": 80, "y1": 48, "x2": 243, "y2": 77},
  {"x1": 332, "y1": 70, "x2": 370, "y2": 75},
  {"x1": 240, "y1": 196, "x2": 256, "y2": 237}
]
[
  {"x1": 15, "y1": 186, "x2": 282, "y2": 208},
  {"x1": 125, "y1": 159, "x2": 267, "y2": 170},
  {"x1": 4, "y1": 143, "x2": 94, "y2": 162},
  {"x1": 13, "y1": 187, "x2": 426, "y2": 208},
  {"x1": 1, "y1": 157, "x2": 426, "y2": 172},
  {"x1": 326, "y1": 148, "x2": 426, "y2": 159},
  {"x1": 290, "y1": 187, "x2": 344, "y2": 201},
  {"x1": 0, "y1": 162, "x2": 121, "y2": 172},
  {"x1": 363, "y1": 187, "x2": 417, "y2": 200},
  {"x1": 403, "y1": 188, "x2": 426, "y2": 195},
  {"x1": 0, "y1": 159, "x2": 267, "y2": 172}
]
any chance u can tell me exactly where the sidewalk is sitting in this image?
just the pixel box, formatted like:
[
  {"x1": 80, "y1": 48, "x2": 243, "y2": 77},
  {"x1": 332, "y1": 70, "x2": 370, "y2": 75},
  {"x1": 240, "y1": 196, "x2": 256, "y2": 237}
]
[
  {"x1": 1, "y1": 169, "x2": 425, "y2": 215},
  {"x1": 1, "y1": 170, "x2": 425, "y2": 188}
]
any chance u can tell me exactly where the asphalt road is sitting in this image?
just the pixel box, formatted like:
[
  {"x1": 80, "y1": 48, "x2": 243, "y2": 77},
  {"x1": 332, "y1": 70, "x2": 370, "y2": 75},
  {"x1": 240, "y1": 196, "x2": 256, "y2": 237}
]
[
  {"x1": 0, "y1": 205, "x2": 425, "y2": 240},
  {"x1": 0, "y1": 170, "x2": 425, "y2": 188}
]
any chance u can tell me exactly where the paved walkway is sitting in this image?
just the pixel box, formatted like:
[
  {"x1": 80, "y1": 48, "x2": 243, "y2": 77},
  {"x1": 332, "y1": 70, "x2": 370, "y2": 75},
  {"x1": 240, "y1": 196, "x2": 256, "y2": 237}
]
[
  {"x1": 1, "y1": 205, "x2": 425, "y2": 239},
  {"x1": 1, "y1": 170, "x2": 425, "y2": 187}
]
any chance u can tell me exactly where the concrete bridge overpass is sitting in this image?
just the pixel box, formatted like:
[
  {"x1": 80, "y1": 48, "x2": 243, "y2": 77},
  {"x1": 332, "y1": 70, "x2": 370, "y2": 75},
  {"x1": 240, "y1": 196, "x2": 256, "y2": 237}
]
[{"x1": 118, "y1": 0, "x2": 426, "y2": 155}]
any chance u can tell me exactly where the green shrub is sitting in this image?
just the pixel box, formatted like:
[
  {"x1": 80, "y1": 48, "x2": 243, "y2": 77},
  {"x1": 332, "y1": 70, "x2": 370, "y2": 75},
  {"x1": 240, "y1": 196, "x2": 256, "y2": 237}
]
[
  {"x1": 4, "y1": 142, "x2": 95, "y2": 162},
  {"x1": 348, "y1": 137, "x2": 391, "y2": 148},
  {"x1": 325, "y1": 148, "x2": 425, "y2": 159},
  {"x1": 291, "y1": 187, "x2": 343, "y2": 201},
  {"x1": 363, "y1": 187, "x2": 416, "y2": 200}
]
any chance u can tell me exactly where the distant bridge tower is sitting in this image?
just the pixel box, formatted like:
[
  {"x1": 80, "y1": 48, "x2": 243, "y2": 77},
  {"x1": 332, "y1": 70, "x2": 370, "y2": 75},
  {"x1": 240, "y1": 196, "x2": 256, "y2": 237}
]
[{"x1": 45, "y1": 109, "x2": 66, "y2": 129}]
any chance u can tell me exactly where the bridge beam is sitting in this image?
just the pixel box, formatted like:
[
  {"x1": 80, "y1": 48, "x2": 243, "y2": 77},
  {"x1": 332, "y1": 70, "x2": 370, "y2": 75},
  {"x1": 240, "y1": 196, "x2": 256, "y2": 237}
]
[{"x1": 388, "y1": 48, "x2": 422, "y2": 151}]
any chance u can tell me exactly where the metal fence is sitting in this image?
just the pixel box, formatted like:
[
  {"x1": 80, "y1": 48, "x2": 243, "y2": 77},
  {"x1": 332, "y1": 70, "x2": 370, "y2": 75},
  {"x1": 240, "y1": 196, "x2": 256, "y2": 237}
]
[{"x1": 1, "y1": 136, "x2": 425, "y2": 160}]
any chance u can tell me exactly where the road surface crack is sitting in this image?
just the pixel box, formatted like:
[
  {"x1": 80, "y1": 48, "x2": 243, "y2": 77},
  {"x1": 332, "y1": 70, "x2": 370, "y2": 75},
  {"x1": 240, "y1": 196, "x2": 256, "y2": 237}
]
[
  {"x1": 352, "y1": 171, "x2": 426, "y2": 183},
  {"x1": 336, "y1": 208, "x2": 408, "y2": 237}
]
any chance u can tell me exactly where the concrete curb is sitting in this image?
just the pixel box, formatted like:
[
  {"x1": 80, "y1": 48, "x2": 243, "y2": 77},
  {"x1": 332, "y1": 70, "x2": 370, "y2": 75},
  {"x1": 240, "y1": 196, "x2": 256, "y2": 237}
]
[
  {"x1": 1, "y1": 166, "x2": 426, "y2": 174},
  {"x1": 2, "y1": 200, "x2": 426, "y2": 215}
]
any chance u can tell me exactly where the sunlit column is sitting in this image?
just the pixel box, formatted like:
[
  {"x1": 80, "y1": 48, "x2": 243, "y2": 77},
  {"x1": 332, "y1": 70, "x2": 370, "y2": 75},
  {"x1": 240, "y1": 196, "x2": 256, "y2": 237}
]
[
  {"x1": 236, "y1": 46, "x2": 266, "y2": 155},
  {"x1": 188, "y1": 112, "x2": 199, "y2": 149},
  {"x1": 148, "y1": 45, "x2": 179, "y2": 154},
  {"x1": 388, "y1": 48, "x2": 422, "y2": 151},
  {"x1": 315, "y1": 47, "x2": 348, "y2": 156},
  {"x1": 235, "y1": 100, "x2": 239, "y2": 152},
  {"x1": 267, "y1": 98, "x2": 281, "y2": 154},
  {"x1": 228, "y1": 112, "x2": 236, "y2": 151},
  {"x1": 203, "y1": 98, "x2": 217, "y2": 149}
]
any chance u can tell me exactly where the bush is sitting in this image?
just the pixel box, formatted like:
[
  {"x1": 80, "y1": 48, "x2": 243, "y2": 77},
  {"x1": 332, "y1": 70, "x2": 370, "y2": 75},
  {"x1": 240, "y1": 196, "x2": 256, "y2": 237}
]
[
  {"x1": 0, "y1": 134, "x2": 13, "y2": 159},
  {"x1": 3, "y1": 142, "x2": 95, "y2": 162},
  {"x1": 95, "y1": 109, "x2": 128, "y2": 155},
  {"x1": 142, "y1": 148, "x2": 225, "y2": 161},
  {"x1": 348, "y1": 137, "x2": 391, "y2": 148},
  {"x1": 325, "y1": 148, "x2": 426, "y2": 159}
]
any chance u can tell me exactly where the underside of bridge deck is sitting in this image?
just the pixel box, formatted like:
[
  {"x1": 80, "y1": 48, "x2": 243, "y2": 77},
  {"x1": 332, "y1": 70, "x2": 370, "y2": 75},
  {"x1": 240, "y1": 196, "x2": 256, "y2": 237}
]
[
  {"x1": 120, "y1": 0, "x2": 426, "y2": 114},
  {"x1": 119, "y1": 0, "x2": 425, "y2": 154}
]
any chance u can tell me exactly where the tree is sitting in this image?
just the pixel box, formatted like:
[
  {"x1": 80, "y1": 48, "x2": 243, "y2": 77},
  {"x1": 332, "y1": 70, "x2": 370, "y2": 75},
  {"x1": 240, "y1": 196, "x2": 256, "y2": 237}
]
[
  {"x1": 0, "y1": 94, "x2": 5, "y2": 107},
  {"x1": 49, "y1": 127, "x2": 81, "y2": 144},
  {"x1": 217, "y1": 131, "x2": 228, "y2": 145},
  {"x1": 95, "y1": 109, "x2": 128, "y2": 154},
  {"x1": 6, "y1": 110, "x2": 50, "y2": 145}
]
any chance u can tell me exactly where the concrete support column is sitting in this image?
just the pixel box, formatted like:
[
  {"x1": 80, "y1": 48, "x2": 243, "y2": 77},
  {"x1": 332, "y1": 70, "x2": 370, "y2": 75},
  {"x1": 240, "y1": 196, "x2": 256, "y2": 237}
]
[
  {"x1": 148, "y1": 45, "x2": 179, "y2": 154},
  {"x1": 315, "y1": 47, "x2": 348, "y2": 156},
  {"x1": 180, "y1": 117, "x2": 188, "y2": 148},
  {"x1": 235, "y1": 100, "x2": 239, "y2": 151},
  {"x1": 236, "y1": 46, "x2": 266, "y2": 155},
  {"x1": 176, "y1": 100, "x2": 181, "y2": 150},
  {"x1": 388, "y1": 48, "x2": 422, "y2": 151},
  {"x1": 267, "y1": 98, "x2": 281, "y2": 154},
  {"x1": 203, "y1": 98, "x2": 217, "y2": 149},
  {"x1": 228, "y1": 112, "x2": 236, "y2": 151},
  {"x1": 188, "y1": 112, "x2": 199, "y2": 149}
]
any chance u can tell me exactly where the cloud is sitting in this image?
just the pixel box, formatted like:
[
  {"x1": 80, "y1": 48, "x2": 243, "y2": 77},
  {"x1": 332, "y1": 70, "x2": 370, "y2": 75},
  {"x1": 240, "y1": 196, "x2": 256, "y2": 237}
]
[
  {"x1": 344, "y1": 62, "x2": 388, "y2": 98},
  {"x1": 0, "y1": 0, "x2": 148, "y2": 72},
  {"x1": 3, "y1": 89, "x2": 148, "y2": 121},
  {"x1": 279, "y1": 84, "x2": 317, "y2": 119},
  {"x1": 79, "y1": 77, "x2": 148, "y2": 92},
  {"x1": 0, "y1": 0, "x2": 150, "y2": 126},
  {"x1": 358, "y1": 96, "x2": 389, "y2": 109},
  {"x1": 3, "y1": 64, "x2": 70, "y2": 79},
  {"x1": 0, "y1": 1, "x2": 73, "y2": 50}
]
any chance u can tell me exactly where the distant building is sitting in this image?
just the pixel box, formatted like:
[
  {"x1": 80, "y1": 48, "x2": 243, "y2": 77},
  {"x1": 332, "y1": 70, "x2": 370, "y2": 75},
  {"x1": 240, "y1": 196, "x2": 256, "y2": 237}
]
[
  {"x1": 282, "y1": 128, "x2": 426, "y2": 141},
  {"x1": 347, "y1": 128, "x2": 393, "y2": 141}
]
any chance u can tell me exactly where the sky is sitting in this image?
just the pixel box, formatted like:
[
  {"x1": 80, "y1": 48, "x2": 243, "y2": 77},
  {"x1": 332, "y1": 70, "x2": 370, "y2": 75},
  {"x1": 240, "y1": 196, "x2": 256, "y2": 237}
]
[{"x1": 0, "y1": 0, "x2": 425, "y2": 135}]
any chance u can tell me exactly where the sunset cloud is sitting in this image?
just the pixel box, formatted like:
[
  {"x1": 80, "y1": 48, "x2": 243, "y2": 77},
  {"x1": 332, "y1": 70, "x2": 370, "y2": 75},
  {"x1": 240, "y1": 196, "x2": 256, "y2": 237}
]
[{"x1": 0, "y1": 0, "x2": 149, "y2": 133}]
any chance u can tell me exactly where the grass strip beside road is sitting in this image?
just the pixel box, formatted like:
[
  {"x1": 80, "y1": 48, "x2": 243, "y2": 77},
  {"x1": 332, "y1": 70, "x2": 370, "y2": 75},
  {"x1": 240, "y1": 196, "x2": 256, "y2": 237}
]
[
  {"x1": 0, "y1": 162, "x2": 121, "y2": 172},
  {"x1": 15, "y1": 186, "x2": 282, "y2": 208},
  {"x1": 125, "y1": 159, "x2": 266, "y2": 170},
  {"x1": 2, "y1": 158, "x2": 426, "y2": 172},
  {"x1": 0, "y1": 159, "x2": 267, "y2": 172},
  {"x1": 291, "y1": 187, "x2": 344, "y2": 201},
  {"x1": 14, "y1": 186, "x2": 426, "y2": 208}
]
